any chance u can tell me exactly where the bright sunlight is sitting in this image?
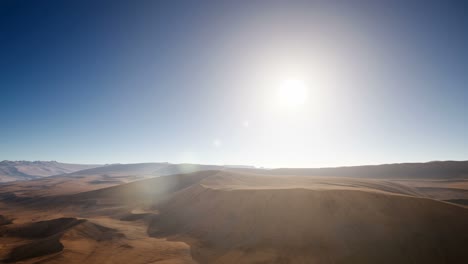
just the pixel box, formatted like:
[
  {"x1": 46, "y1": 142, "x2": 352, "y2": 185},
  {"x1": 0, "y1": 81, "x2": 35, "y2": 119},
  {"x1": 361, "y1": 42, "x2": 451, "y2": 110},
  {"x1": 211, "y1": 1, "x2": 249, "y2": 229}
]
[{"x1": 276, "y1": 79, "x2": 309, "y2": 108}]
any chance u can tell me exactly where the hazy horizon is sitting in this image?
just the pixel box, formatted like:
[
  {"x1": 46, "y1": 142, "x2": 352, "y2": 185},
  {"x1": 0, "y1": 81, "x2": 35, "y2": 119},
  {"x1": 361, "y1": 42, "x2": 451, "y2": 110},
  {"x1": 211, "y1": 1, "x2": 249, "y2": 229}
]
[
  {"x1": 4, "y1": 158, "x2": 468, "y2": 170},
  {"x1": 1, "y1": 0, "x2": 467, "y2": 168}
]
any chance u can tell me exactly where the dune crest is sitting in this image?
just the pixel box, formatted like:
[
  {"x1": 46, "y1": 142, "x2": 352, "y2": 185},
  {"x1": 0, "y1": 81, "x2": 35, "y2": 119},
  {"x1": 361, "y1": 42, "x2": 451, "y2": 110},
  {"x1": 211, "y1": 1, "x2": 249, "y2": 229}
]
[{"x1": 147, "y1": 178, "x2": 468, "y2": 263}]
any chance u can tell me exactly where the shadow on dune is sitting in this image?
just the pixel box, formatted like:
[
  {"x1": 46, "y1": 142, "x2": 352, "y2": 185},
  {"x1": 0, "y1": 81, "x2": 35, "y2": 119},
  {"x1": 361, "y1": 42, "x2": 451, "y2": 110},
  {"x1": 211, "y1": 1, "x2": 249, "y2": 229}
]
[{"x1": 0, "y1": 217, "x2": 122, "y2": 262}]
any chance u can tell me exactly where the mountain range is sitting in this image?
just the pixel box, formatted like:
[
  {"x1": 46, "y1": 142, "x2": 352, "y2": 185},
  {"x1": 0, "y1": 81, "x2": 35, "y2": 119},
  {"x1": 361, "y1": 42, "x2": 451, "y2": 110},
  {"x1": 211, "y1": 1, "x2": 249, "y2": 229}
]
[{"x1": 0, "y1": 161, "x2": 101, "y2": 182}]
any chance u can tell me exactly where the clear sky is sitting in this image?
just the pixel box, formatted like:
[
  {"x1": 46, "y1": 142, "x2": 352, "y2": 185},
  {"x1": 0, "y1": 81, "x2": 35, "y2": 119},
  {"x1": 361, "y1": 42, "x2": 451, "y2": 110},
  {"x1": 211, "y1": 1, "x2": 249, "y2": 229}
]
[{"x1": 1, "y1": 0, "x2": 467, "y2": 168}]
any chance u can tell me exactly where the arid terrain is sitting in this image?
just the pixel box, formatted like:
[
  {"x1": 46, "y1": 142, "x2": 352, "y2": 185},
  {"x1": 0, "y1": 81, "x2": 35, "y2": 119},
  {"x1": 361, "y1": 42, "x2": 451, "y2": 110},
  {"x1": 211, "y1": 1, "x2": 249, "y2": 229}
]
[
  {"x1": 1, "y1": 161, "x2": 468, "y2": 263},
  {"x1": 3, "y1": 0, "x2": 467, "y2": 262}
]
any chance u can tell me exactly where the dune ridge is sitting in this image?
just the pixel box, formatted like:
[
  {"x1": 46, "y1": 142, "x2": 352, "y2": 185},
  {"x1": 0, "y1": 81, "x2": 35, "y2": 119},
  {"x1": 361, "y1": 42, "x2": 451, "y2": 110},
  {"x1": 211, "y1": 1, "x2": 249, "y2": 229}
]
[{"x1": 146, "y1": 178, "x2": 468, "y2": 263}]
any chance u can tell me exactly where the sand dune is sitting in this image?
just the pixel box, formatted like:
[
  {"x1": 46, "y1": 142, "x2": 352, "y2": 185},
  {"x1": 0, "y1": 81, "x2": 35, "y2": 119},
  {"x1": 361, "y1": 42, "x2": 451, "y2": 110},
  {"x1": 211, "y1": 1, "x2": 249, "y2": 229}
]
[
  {"x1": 0, "y1": 163, "x2": 233, "y2": 198},
  {"x1": 119, "y1": 171, "x2": 468, "y2": 263},
  {"x1": 0, "y1": 217, "x2": 123, "y2": 263},
  {"x1": 1, "y1": 169, "x2": 468, "y2": 263},
  {"x1": 48, "y1": 171, "x2": 425, "y2": 213},
  {"x1": 150, "y1": 182, "x2": 468, "y2": 263},
  {"x1": 0, "y1": 213, "x2": 195, "y2": 264}
]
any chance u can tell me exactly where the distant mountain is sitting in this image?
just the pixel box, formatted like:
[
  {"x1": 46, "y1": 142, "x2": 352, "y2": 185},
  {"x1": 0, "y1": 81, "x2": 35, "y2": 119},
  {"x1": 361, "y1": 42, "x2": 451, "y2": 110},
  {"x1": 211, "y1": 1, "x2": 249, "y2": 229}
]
[
  {"x1": 267, "y1": 160, "x2": 468, "y2": 179},
  {"x1": 0, "y1": 161, "x2": 102, "y2": 183}
]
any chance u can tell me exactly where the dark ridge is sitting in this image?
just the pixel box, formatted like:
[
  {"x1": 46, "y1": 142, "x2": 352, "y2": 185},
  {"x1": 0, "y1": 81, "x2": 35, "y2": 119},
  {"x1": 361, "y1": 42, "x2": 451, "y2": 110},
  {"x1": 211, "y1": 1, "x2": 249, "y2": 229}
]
[
  {"x1": 1, "y1": 218, "x2": 123, "y2": 262},
  {"x1": 0, "y1": 192, "x2": 33, "y2": 203},
  {"x1": 0, "y1": 217, "x2": 84, "y2": 238},
  {"x1": 0, "y1": 215, "x2": 12, "y2": 226},
  {"x1": 3, "y1": 234, "x2": 64, "y2": 263},
  {"x1": 270, "y1": 160, "x2": 468, "y2": 179},
  {"x1": 88, "y1": 180, "x2": 123, "y2": 184},
  {"x1": 445, "y1": 199, "x2": 468, "y2": 206}
]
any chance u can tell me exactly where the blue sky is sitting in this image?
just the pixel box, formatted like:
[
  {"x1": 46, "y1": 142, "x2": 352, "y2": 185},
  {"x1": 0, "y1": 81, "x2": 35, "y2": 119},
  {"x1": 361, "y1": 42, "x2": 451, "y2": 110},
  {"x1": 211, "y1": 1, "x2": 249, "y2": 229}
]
[{"x1": 1, "y1": 0, "x2": 467, "y2": 167}]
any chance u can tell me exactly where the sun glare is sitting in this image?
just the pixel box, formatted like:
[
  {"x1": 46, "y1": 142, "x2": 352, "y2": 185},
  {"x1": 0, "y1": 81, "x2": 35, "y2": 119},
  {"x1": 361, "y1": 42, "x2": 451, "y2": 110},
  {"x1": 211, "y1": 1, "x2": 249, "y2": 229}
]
[{"x1": 277, "y1": 79, "x2": 308, "y2": 108}]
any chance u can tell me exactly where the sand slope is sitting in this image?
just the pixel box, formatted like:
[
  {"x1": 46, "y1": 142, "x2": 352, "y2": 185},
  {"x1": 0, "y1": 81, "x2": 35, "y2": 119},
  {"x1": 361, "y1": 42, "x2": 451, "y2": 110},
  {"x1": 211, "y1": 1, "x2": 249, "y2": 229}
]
[
  {"x1": 153, "y1": 185, "x2": 468, "y2": 263},
  {"x1": 26, "y1": 170, "x2": 467, "y2": 263},
  {"x1": 2, "y1": 170, "x2": 468, "y2": 263},
  {"x1": 136, "y1": 172, "x2": 468, "y2": 263},
  {"x1": 0, "y1": 217, "x2": 120, "y2": 262}
]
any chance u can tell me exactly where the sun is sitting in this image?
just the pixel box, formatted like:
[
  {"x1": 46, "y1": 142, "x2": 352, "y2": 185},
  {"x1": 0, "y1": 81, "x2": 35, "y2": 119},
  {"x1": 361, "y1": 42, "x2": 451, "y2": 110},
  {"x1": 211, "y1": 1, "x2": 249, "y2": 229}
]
[{"x1": 277, "y1": 79, "x2": 308, "y2": 107}]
